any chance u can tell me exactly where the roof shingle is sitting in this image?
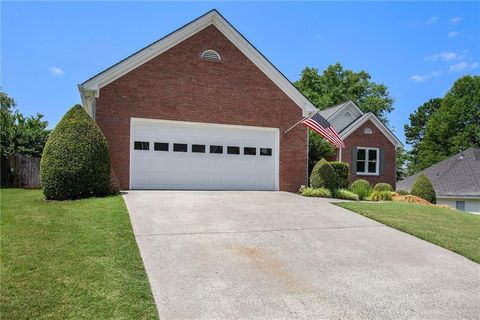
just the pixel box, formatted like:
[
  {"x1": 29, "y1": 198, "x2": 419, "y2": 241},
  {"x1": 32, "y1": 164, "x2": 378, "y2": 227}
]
[{"x1": 397, "y1": 147, "x2": 480, "y2": 198}]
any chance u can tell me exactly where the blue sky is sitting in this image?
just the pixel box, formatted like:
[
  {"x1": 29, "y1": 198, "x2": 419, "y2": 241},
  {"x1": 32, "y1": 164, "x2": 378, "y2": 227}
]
[{"x1": 2, "y1": 2, "x2": 479, "y2": 146}]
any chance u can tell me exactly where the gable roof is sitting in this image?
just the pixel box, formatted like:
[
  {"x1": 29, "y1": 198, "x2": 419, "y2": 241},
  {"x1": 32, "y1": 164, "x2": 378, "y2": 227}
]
[
  {"x1": 78, "y1": 9, "x2": 317, "y2": 117},
  {"x1": 319, "y1": 101, "x2": 403, "y2": 148},
  {"x1": 319, "y1": 101, "x2": 363, "y2": 120},
  {"x1": 397, "y1": 148, "x2": 480, "y2": 198}
]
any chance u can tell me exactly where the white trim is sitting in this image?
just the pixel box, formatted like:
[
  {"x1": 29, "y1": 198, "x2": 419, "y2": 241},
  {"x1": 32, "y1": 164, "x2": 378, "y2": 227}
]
[
  {"x1": 326, "y1": 101, "x2": 364, "y2": 120},
  {"x1": 129, "y1": 117, "x2": 280, "y2": 191},
  {"x1": 201, "y1": 49, "x2": 222, "y2": 62},
  {"x1": 78, "y1": 10, "x2": 316, "y2": 117},
  {"x1": 355, "y1": 146, "x2": 380, "y2": 176},
  {"x1": 340, "y1": 113, "x2": 403, "y2": 148},
  {"x1": 130, "y1": 117, "x2": 279, "y2": 132}
]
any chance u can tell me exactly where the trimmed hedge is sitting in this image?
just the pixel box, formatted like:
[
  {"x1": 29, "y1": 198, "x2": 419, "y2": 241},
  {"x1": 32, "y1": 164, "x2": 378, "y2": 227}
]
[
  {"x1": 40, "y1": 105, "x2": 111, "y2": 200},
  {"x1": 301, "y1": 187, "x2": 332, "y2": 198},
  {"x1": 411, "y1": 174, "x2": 436, "y2": 204},
  {"x1": 369, "y1": 191, "x2": 393, "y2": 201},
  {"x1": 333, "y1": 189, "x2": 359, "y2": 201},
  {"x1": 330, "y1": 161, "x2": 349, "y2": 190},
  {"x1": 396, "y1": 189, "x2": 409, "y2": 196},
  {"x1": 373, "y1": 183, "x2": 393, "y2": 192},
  {"x1": 350, "y1": 179, "x2": 372, "y2": 200},
  {"x1": 309, "y1": 159, "x2": 336, "y2": 190}
]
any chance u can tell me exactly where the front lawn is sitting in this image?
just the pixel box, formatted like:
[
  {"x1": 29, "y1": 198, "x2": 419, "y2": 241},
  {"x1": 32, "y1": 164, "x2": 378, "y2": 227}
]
[
  {"x1": 337, "y1": 201, "x2": 480, "y2": 263},
  {"x1": 0, "y1": 189, "x2": 158, "y2": 319}
]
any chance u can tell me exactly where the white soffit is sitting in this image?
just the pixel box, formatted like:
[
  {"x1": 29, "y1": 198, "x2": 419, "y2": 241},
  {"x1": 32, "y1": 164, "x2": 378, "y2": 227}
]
[
  {"x1": 78, "y1": 10, "x2": 317, "y2": 116},
  {"x1": 340, "y1": 113, "x2": 403, "y2": 148}
]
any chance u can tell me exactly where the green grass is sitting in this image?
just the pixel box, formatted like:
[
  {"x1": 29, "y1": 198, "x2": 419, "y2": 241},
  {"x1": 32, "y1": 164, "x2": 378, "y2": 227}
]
[
  {"x1": 337, "y1": 201, "x2": 480, "y2": 263},
  {"x1": 0, "y1": 189, "x2": 158, "y2": 319}
]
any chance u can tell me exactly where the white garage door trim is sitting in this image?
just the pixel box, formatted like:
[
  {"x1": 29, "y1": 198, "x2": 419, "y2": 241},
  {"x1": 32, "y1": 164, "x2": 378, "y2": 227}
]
[{"x1": 129, "y1": 117, "x2": 280, "y2": 190}]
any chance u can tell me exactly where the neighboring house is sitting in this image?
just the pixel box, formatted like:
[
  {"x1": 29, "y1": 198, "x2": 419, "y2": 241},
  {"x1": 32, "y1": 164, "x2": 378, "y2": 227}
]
[
  {"x1": 320, "y1": 101, "x2": 403, "y2": 187},
  {"x1": 78, "y1": 10, "x2": 317, "y2": 192},
  {"x1": 397, "y1": 148, "x2": 480, "y2": 214}
]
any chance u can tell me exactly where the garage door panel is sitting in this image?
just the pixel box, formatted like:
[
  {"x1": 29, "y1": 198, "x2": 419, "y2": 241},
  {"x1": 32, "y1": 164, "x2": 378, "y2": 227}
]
[{"x1": 130, "y1": 119, "x2": 278, "y2": 190}]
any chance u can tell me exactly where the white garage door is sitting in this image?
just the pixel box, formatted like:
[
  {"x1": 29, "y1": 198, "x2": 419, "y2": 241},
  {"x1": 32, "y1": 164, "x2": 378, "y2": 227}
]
[{"x1": 130, "y1": 118, "x2": 279, "y2": 190}]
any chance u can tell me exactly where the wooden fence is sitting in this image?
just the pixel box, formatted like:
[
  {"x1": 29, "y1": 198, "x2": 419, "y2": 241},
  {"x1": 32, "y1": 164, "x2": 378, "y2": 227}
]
[{"x1": 1, "y1": 154, "x2": 41, "y2": 189}]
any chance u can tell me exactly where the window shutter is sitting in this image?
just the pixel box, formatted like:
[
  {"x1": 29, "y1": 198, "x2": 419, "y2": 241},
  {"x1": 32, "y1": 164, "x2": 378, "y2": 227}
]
[
  {"x1": 379, "y1": 148, "x2": 385, "y2": 174},
  {"x1": 351, "y1": 147, "x2": 357, "y2": 174}
]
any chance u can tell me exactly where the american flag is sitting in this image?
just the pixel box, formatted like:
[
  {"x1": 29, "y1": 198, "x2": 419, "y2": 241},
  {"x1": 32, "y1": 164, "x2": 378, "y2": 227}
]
[{"x1": 302, "y1": 112, "x2": 345, "y2": 148}]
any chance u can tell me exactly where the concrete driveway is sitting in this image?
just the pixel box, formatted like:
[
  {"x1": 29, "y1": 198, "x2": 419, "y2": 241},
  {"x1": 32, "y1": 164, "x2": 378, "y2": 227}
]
[{"x1": 123, "y1": 191, "x2": 480, "y2": 320}]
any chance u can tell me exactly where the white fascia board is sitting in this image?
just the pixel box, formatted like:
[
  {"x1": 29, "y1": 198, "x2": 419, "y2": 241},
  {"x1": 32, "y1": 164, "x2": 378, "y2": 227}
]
[
  {"x1": 327, "y1": 100, "x2": 364, "y2": 121},
  {"x1": 340, "y1": 113, "x2": 403, "y2": 148},
  {"x1": 78, "y1": 10, "x2": 316, "y2": 117}
]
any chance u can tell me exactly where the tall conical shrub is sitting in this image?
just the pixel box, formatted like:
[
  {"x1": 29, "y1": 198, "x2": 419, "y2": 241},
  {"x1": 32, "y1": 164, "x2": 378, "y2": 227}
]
[
  {"x1": 40, "y1": 105, "x2": 111, "y2": 200},
  {"x1": 309, "y1": 158, "x2": 335, "y2": 190},
  {"x1": 411, "y1": 174, "x2": 436, "y2": 204}
]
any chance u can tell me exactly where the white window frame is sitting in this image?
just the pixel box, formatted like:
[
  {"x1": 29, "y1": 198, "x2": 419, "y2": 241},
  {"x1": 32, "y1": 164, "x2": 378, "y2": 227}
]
[{"x1": 356, "y1": 147, "x2": 379, "y2": 176}]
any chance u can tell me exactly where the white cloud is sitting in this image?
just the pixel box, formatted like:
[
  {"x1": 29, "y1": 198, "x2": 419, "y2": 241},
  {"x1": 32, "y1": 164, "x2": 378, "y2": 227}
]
[
  {"x1": 410, "y1": 70, "x2": 443, "y2": 82},
  {"x1": 426, "y1": 16, "x2": 439, "y2": 25},
  {"x1": 425, "y1": 52, "x2": 460, "y2": 62},
  {"x1": 50, "y1": 67, "x2": 64, "y2": 76},
  {"x1": 449, "y1": 17, "x2": 462, "y2": 24},
  {"x1": 449, "y1": 62, "x2": 468, "y2": 72},
  {"x1": 448, "y1": 61, "x2": 479, "y2": 72},
  {"x1": 448, "y1": 31, "x2": 459, "y2": 38}
]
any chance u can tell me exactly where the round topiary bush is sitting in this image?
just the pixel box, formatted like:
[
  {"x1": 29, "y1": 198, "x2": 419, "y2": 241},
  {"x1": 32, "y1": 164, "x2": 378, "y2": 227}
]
[
  {"x1": 350, "y1": 179, "x2": 371, "y2": 200},
  {"x1": 411, "y1": 174, "x2": 436, "y2": 204},
  {"x1": 40, "y1": 105, "x2": 111, "y2": 200},
  {"x1": 309, "y1": 158, "x2": 336, "y2": 190},
  {"x1": 373, "y1": 183, "x2": 393, "y2": 192}
]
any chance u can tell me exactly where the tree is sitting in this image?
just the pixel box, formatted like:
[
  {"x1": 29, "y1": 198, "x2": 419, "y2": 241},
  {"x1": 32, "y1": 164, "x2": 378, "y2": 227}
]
[
  {"x1": 0, "y1": 90, "x2": 50, "y2": 157},
  {"x1": 308, "y1": 131, "x2": 335, "y2": 174},
  {"x1": 414, "y1": 76, "x2": 480, "y2": 171},
  {"x1": 395, "y1": 147, "x2": 410, "y2": 181},
  {"x1": 295, "y1": 63, "x2": 395, "y2": 169},
  {"x1": 404, "y1": 98, "x2": 442, "y2": 172},
  {"x1": 295, "y1": 63, "x2": 394, "y2": 123}
]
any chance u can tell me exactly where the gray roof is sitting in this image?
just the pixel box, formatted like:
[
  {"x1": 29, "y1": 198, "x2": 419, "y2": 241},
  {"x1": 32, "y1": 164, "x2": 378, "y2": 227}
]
[
  {"x1": 397, "y1": 147, "x2": 480, "y2": 198},
  {"x1": 318, "y1": 101, "x2": 351, "y2": 119}
]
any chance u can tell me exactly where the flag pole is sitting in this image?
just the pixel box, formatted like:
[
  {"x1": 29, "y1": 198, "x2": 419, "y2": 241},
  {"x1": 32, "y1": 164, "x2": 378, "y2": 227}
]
[{"x1": 284, "y1": 112, "x2": 316, "y2": 134}]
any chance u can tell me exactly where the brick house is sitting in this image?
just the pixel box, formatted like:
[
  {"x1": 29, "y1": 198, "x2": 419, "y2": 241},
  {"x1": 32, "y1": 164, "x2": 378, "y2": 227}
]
[
  {"x1": 320, "y1": 101, "x2": 402, "y2": 187},
  {"x1": 78, "y1": 10, "x2": 317, "y2": 192},
  {"x1": 78, "y1": 10, "x2": 401, "y2": 191}
]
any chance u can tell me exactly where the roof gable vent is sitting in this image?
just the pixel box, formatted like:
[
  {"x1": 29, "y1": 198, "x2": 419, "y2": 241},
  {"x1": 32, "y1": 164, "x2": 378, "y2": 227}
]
[{"x1": 201, "y1": 50, "x2": 221, "y2": 62}]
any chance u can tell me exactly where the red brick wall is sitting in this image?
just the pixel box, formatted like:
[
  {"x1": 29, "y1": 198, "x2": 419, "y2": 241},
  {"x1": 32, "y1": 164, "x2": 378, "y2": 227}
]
[
  {"x1": 94, "y1": 25, "x2": 307, "y2": 192},
  {"x1": 333, "y1": 120, "x2": 397, "y2": 188}
]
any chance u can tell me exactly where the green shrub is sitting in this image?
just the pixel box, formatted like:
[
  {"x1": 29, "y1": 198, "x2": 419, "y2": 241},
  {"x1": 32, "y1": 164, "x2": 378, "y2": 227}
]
[
  {"x1": 301, "y1": 187, "x2": 332, "y2": 198},
  {"x1": 309, "y1": 159, "x2": 336, "y2": 190},
  {"x1": 41, "y1": 105, "x2": 111, "y2": 200},
  {"x1": 330, "y1": 161, "x2": 349, "y2": 190},
  {"x1": 333, "y1": 189, "x2": 359, "y2": 201},
  {"x1": 350, "y1": 179, "x2": 372, "y2": 200},
  {"x1": 369, "y1": 191, "x2": 393, "y2": 201},
  {"x1": 396, "y1": 189, "x2": 409, "y2": 196},
  {"x1": 373, "y1": 183, "x2": 393, "y2": 192},
  {"x1": 411, "y1": 174, "x2": 436, "y2": 204}
]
